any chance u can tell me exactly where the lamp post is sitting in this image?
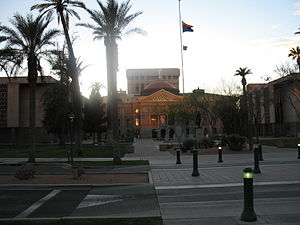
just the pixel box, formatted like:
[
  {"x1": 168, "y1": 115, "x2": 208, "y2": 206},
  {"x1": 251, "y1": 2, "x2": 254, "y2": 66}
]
[
  {"x1": 192, "y1": 149, "x2": 199, "y2": 176},
  {"x1": 258, "y1": 144, "x2": 263, "y2": 161},
  {"x1": 298, "y1": 144, "x2": 300, "y2": 159},
  {"x1": 176, "y1": 147, "x2": 181, "y2": 164},
  {"x1": 241, "y1": 167, "x2": 257, "y2": 222},
  {"x1": 69, "y1": 113, "x2": 75, "y2": 163},
  {"x1": 218, "y1": 146, "x2": 223, "y2": 163},
  {"x1": 253, "y1": 147, "x2": 261, "y2": 174}
]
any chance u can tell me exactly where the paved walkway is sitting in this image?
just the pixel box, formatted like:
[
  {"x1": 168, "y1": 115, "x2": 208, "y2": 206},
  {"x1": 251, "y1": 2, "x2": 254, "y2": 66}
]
[
  {"x1": 1, "y1": 138, "x2": 300, "y2": 225},
  {"x1": 129, "y1": 138, "x2": 300, "y2": 225},
  {"x1": 128, "y1": 138, "x2": 300, "y2": 186}
]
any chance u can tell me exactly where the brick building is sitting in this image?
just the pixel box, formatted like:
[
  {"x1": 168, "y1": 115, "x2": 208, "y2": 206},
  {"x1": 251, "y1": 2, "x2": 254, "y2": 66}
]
[
  {"x1": 0, "y1": 76, "x2": 57, "y2": 144},
  {"x1": 248, "y1": 73, "x2": 300, "y2": 137}
]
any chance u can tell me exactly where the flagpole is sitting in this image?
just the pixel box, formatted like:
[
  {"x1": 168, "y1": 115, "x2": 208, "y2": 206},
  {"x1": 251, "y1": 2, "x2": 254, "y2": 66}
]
[{"x1": 178, "y1": 0, "x2": 185, "y2": 95}]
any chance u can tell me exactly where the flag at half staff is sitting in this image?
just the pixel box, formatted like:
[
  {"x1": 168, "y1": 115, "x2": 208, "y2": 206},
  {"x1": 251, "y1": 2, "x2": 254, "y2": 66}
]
[{"x1": 182, "y1": 21, "x2": 194, "y2": 32}]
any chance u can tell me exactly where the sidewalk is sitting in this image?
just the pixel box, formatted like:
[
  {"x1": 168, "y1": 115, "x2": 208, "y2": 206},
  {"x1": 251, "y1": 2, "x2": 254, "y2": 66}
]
[
  {"x1": 0, "y1": 139, "x2": 299, "y2": 225},
  {"x1": 131, "y1": 139, "x2": 300, "y2": 225},
  {"x1": 129, "y1": 138, "x2": 300, "y2": 186}
]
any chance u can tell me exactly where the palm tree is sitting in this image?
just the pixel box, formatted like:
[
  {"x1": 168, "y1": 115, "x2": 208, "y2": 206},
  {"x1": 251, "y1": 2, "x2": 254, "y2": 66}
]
[
  {"x1": 84, "y1": 82, "x2": 106, "y2": 145},
  {"x1": 234, "y1": 67, "x2": 253, "y2": 150},
  {"x1": 0, "y1": 25, "x2": 21, "y2": 77},
  {"x1": 31, "y1": 0, "x2": 86, "y2": 156},
  {"x1": 0, "y1": 14, "x2": 59, "y2": 162},
  {"x1": 78, "y1": 0, "x2": 144, "y2": 164},
  {"x1": 235, "y1": 67, "x2": 252, "y2": 97},
  {"x1": 288, "y1": 46, "x2": 300, "y2": 73}
]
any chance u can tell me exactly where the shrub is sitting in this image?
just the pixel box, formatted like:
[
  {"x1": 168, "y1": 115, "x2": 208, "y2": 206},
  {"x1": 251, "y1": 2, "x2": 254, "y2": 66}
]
[
  {"x1": 15, "y1": 165, "x2": 36, "y2": 180},
  {"x1": 198, "y1": 137, "x2": 214, "y2": 149},
  {"x1": 183, "y1": 139, "x2": 194, "y2": 151},
  {"x1": 226, "y1": 134, "x2": 246, "y2": 151},
  {"x1": 72, "y1": 166, "x2": 86, "y2": 179}
]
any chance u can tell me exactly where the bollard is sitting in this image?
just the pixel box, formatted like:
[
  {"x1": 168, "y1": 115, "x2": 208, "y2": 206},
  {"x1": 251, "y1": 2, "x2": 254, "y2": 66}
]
[
  {"x1": 253, "y1": 147, "x2": 261, "y2": 174},
  {"x1": 298, "y1": 144, "x2": 300, "y2": 159},
  {"x1": 192, "y1": 149, "x2": 199, "y2": 176},
  {"x1": 218, "y1": 146, "x2": 223, "y2": 163},
  {"x1": 176, "y1": 148, "x2": 181, "y2": 164},
  {"x1": 240, "y1": 168, "x2": 257, "y2": 222},
  {"x1": 67, "y1": 151, "x2": 71, "y2": 164},
  {"x1": 258, "y1": 144, "x2": 263, "y2": 161}
]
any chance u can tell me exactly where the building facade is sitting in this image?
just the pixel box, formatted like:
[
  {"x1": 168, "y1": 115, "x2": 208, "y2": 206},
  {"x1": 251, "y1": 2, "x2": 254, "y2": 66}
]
[
  {"x1": 126, "y1": 68, "x2": 180, "y2": 95},
  {"x1": 248, "y1": 74, "x2": 300, "y2": 137},
  {"x1": 117, "y1": 68, "x2": 223, "y2": 139},
  {"x1": 0, "y1": 76, "x2": 57, "y2": 144}
]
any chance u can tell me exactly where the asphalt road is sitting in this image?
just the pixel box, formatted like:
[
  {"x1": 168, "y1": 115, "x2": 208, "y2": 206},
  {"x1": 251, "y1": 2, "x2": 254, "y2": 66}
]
[
  {"x1": 157, "y1": 183, "x2": 300, "y2": 225},
  {"x1": 0, "y1": 184, "x2": 160, "y2": 219}
]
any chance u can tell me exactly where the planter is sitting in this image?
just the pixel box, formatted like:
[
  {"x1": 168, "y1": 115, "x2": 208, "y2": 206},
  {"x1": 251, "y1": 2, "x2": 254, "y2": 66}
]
[
  {"x1": 126, "y1": 144, "x2": 134, "y2": 153},
  {"x1": 276, "y1": 140, "x2": 284, "y2": 148},
  {"x1": 159, "y1": 144, "x2": 172, "y2": 151},
  {"x1": 226, "y1": 134, "x2": 246, "y2": 151}
]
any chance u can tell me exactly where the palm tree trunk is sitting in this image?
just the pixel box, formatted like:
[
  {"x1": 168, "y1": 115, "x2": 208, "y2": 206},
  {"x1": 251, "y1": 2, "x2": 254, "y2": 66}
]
[
  {"x1": 28, "y1": 80, "x2": 36, "y2": 162},
  {"x1": 59, "y1": 10, "x2": 83, "y2": 156},
  {"x1": 105, "y1": 38, "x2": 121, "y2": 164},
  {"x1": 27, "y1": 56, "x2": 37, "y2": 163}
]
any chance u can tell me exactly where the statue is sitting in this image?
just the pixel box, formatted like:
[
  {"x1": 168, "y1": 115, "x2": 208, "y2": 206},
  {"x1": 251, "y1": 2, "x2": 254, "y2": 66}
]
[{"x1": 195, "y1": 111, "x2": 201, "y2": 128}]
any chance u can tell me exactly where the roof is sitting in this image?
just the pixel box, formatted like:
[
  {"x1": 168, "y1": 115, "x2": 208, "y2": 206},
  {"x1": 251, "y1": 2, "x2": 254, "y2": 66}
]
[
  {"x1": 247, "y1": 73, "x2": 300, "y2": 93},
  {"x1": 0, "y1": 76, "x2": 57, "y2": 84},
  {"x1": 126, "y1": 68, "x2": 180, "y2": 78},
  {"x1": 141, "y1": 79, "x2": 179, "y2": 96},
  {"x1": 144, "y1": 79, "x2": 177, "y2": 90}
]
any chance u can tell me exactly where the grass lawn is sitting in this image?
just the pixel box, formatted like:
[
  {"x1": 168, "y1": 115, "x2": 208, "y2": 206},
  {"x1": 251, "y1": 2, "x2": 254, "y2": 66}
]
[
  {"x1": 0, "y1": 217, "x2": 163, "y2": 225},
  {"x1": 259, "y1": 138, "x2": 300, "y2": 148},
  {"x1": 72, "y1": 160, "x2": 149, "y2": 166},
  {"x1": 0, "y1": 143, "x2": 131, "y2": 158}
]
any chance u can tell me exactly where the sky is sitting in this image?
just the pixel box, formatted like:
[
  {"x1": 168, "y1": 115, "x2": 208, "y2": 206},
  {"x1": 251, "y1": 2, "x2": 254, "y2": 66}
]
[{"x1": 0, "y1": 0, "x2": 299, "y2": 97}]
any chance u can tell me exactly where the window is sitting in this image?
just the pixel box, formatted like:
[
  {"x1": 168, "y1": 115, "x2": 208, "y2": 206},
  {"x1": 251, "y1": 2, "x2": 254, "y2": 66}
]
[
  {"x1": 126, "y1": 119, "x2": 130, "y2": 128},
  {"x1": 159, "y1": 114, "x2": 166, "y2": 126},
  {"x1": 0, "y1": 84, "x2": 8, "y2": 127},
  {"x1": 135, "y1": 118, "x2": 139, "y2": 127},
  {"x1": 135, "y1": 84, "x2": 139, "y2": 93},
  {"x1": 150, "y1": 114, "x2": 158, "y2": 126}
]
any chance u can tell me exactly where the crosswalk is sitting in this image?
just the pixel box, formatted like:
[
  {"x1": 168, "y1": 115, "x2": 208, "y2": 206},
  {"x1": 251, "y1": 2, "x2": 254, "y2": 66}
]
[{"x1": 0, "y1": 184, "x2": 160, "y2": 219}]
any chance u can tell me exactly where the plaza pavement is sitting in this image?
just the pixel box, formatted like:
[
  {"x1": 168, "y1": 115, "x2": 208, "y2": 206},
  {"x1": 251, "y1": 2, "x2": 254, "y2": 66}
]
[
  {"x1": 129, "y1": 139, "x2": 300, "y2": 187},
  {"x1": 1, "y1": 138, "x2": 300, "y2": 225},
  {"x1": 129, "y1": 138, "x2": 300, "y2": 225}
]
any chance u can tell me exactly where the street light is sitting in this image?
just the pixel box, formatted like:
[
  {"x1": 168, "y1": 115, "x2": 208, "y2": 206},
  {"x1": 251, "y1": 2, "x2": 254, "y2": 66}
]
[
  {"x1": 176, "y1": 147, "x2": 181, "y2": 164},
  {"x1": 253, "y1": 147, "x2": 261, "y2": 174},
  {"x1": 218, "y1": 146, "x2": 223, "y2": 163},
  {"x1": 243, "y1": 168, "x2": 253, "y2": 179},
  {"x1": 241, "y1": 167, "x2": 257, "y2": 222},
  {"x1": 192, "y1": 148, "x2": 199, "y2": 176},
  {"x1": 69, "y1": 113, "x2": 75, "y2": 163}
]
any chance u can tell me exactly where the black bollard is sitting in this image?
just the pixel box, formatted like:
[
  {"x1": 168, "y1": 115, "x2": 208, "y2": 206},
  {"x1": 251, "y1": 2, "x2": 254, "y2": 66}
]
[
  {"x1": 258, "y1": 144, "x2": 263, "y2": 161},
  {"x1": 253, "y1": 147, "x2": 261, "y2": 174},
  {"x1": 298, "y1": 144, "x2": 300, "y2": 159},
  {"x1": 218, "y1": 146, "x2": 223, "y2": 163},
  {"x1": 240, "y1": 168, "x2": 257, "y2": 222},
  {"x1": 67, "y1": 151, "x2": 70, "y2": 164},
  {"x1": 192, "y1": 149, "x2": 199, "y2": 176},
  {"x1": 176, "y1": 148, "x2": 181, "y2": 164}
]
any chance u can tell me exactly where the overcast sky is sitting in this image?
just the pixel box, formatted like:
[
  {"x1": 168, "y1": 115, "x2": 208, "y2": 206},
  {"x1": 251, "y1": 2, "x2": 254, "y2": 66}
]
[{"x1": 0, "y1": 0, "x2": 299, "y2": 96}]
